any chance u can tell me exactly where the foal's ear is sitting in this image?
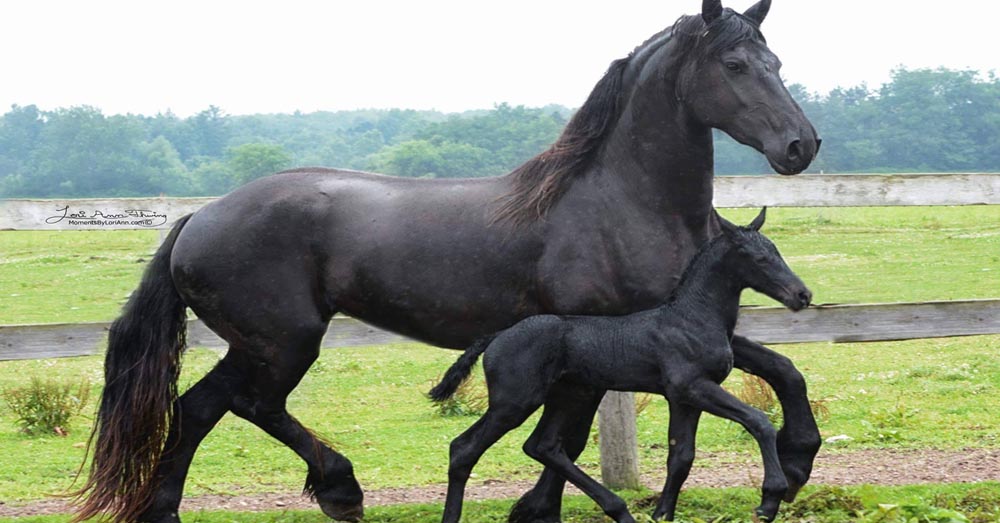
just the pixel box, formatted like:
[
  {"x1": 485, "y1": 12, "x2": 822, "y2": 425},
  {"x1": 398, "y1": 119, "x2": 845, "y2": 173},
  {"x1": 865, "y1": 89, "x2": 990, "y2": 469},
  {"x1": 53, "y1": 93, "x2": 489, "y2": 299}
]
[
  {"x1": 702, "y1": 0, "x2": 724, "y2": 24},
  {"x1": 743, "y1": 0, "x2": 771, "y2": 26},
  {"x1": 748, "y1": 207, "x2": 767, "y2": 231},
  {"x1": 719, "y1": 216, "x2": 740, "y2": 238}
]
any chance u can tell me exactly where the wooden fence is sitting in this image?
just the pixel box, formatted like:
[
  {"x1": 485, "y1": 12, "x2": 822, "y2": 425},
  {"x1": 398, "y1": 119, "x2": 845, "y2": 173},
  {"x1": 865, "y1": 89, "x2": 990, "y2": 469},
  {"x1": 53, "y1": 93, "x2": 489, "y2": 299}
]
[{"x1": 2, "y1": 173, "x2": 999, "y2": 489}]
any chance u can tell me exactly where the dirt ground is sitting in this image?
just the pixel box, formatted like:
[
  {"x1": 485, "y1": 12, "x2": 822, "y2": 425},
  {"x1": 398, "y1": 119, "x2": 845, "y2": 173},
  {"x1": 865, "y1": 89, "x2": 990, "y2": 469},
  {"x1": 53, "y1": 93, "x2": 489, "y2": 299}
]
[{"x1": 3, "y1": 448, "x2": 998, "y2": 517}]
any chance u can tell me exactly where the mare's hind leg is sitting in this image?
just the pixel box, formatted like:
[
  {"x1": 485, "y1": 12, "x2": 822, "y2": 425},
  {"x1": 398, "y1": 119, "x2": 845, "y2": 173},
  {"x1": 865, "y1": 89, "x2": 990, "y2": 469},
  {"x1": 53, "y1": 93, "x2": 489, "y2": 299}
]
[
  {"x1": 227, "y1": 325, "x2": 364, "y2": 522},
  {"x1": 508, "y1": 387, "x2": 605, "y2": 523},
  {"x1": 522, "y1": 385, "x2": 634, "y2": 523},
  {"x1": 139, "y1": 356, "x2": 243, "y2": 523},
  {"x1": 732, "y1": 335, "x2": 821, "y2": 501}
]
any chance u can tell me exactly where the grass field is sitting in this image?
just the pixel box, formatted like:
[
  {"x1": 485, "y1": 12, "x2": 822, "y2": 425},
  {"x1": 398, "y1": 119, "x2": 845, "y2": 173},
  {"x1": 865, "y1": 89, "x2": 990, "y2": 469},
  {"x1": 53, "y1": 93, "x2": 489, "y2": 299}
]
[
  {"x1": 3, "y1": 484, "x2": 1000, "y2": 522},
  {"x1": 1, "y1": 206, "x2": 999, "y2": 521},
  {"x1": 2, "y1": 207, "x2": 999, "y2": 325}
]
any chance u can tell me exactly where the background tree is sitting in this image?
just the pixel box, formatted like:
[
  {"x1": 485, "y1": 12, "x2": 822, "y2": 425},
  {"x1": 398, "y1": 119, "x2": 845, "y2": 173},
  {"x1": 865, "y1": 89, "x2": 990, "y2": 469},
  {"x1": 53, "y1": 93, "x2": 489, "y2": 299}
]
[{"x1": 225, "y1": 143, "x2": 292, "y2": 185}]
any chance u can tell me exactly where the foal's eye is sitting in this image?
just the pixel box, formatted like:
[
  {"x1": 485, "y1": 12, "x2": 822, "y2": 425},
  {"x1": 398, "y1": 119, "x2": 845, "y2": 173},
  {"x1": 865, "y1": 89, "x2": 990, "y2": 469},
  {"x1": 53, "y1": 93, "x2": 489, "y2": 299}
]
[{"x1": 725, "y1": 61, "x2": 742, "y2": 73}]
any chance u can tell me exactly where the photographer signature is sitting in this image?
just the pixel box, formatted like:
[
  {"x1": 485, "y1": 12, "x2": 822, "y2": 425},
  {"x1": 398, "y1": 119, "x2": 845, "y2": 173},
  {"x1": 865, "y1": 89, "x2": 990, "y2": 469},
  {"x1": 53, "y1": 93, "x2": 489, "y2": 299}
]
[{"x1": 45, "y1": 206, "x2": 169, "y2": 227}]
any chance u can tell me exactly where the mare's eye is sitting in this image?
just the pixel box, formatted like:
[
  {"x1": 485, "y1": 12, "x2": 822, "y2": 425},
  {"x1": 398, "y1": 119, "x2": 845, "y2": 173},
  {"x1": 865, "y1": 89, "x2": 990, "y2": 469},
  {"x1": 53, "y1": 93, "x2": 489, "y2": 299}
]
[{"x1": 725, "y1": 62, "x2": 742, "y2": 73}]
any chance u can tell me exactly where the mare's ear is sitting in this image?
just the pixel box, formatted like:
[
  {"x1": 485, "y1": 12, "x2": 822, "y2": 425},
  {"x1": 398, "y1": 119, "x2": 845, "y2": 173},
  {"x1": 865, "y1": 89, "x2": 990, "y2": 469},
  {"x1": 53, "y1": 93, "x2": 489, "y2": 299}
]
[
  {"x1": 743, "y1": 0, "x2": 771, "y2": 26},
  {"x1": 703, "y1": 0, "x2": 724, "y2": 24},
  {"x1": 748, "y1": 206, "x2": 767, "y2": 231}
]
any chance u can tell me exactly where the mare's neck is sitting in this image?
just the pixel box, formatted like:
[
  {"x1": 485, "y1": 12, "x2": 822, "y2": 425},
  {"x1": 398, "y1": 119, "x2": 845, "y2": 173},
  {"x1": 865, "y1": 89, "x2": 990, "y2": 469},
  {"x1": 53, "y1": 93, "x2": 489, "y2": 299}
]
[{"x1": 599, "y1": 39, "x2": 716, "y2": 217}]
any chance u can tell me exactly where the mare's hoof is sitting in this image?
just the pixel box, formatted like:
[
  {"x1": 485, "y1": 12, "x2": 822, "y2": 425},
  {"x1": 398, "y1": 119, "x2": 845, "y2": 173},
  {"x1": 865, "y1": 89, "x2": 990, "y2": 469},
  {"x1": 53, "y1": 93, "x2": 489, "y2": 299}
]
[
  {"x1": 138, "y1": 513, "x2": 181, "y2": 523},
  {"x1": 508, "y1": 499, "x2": 561, "y2": 523},
  {"x1": 783, "y1": 481, "x2": 803, "y2": 502},
  {"x1": 776, "y1": 428, "x2": 821, "y2": 495},
  {"x1": 509, "y1": 513, "x2": 561, "y2": 523},
  {"x1": 509, "y1": 510, "x2": 561, "y2": 523},
  {"x1": 318, "y1": 500, "x2": 364, "y2": 522}
]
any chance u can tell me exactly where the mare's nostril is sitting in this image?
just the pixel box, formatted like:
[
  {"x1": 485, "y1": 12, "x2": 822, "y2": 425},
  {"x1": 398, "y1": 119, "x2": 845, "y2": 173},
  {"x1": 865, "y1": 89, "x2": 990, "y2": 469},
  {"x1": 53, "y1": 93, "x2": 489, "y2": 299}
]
[
  {"x1": 815, "y1": 138, "x2": 823, "y2": 153},
  {"x1": 786, "y1": 140, "x2": 803, "y2": 163}
]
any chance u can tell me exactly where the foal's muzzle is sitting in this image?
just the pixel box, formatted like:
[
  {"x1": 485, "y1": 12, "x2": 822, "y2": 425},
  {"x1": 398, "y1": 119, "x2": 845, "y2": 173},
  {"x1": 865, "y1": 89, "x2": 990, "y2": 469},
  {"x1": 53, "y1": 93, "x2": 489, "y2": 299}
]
[{"x1": 785, "y1": 288, "x2": 812, "y2": 311}]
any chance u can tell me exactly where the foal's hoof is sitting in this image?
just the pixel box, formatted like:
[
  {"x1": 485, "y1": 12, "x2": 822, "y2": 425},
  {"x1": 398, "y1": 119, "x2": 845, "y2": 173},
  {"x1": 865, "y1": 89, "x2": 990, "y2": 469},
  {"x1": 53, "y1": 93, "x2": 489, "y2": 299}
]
[{"x1": 318, "y1": 500, "x2": 364, "y2": 522}]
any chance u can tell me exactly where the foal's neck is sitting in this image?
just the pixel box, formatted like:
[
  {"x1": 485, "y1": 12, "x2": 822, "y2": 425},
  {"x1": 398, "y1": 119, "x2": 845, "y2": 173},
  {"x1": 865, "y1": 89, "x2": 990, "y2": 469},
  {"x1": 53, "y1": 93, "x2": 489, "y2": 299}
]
[{"x1": 663, "y1": 240, "x2": 744, "y2": 334}]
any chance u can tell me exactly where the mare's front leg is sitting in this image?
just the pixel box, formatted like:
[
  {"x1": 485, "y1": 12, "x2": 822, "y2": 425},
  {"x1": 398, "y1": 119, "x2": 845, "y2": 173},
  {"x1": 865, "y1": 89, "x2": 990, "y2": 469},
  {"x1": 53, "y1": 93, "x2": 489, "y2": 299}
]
[
  {"x1": 508, "y1": 389, "x2": 605, "y2": 523},
  {"x1": 731, "y1": 335, "x2": 821, "y2": 501},
  {"x1": 675, "y1": 380, "x2": 788, "y2": 522},
  {"x1": 652, "y1": 401, "x2": 701, "y2": 521}
]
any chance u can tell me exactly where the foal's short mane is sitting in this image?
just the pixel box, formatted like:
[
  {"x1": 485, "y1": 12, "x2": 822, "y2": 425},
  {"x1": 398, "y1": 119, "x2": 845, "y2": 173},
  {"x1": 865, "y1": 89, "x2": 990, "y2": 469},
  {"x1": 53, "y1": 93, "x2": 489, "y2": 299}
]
[
  {"x1": 492, "y1": 10, "x2": 765, "y2": 227},
  {"x1": 663, "y1": 231, "x2": 731, "y2": 306},
  {"x1": 663, "y1": 220, "x2": 761, "y2": 306}
]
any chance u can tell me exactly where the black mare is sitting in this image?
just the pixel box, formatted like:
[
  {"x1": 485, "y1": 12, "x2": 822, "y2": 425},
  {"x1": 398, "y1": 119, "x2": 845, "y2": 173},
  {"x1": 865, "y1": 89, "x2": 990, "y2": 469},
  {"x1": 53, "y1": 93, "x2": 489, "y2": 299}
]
[
  {"x1": 430, "y1": 209, "x2": 812, "y2": 523},
  {"x1": 73, "y1": 1, "x2": 821, "y2": 522}
]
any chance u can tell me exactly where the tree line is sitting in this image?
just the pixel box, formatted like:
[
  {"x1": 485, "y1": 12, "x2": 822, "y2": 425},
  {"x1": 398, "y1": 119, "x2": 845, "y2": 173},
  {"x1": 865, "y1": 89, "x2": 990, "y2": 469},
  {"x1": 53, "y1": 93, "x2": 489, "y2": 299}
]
[{"x1": 1, "y1": 67, "x2": 998, "y2": 198}]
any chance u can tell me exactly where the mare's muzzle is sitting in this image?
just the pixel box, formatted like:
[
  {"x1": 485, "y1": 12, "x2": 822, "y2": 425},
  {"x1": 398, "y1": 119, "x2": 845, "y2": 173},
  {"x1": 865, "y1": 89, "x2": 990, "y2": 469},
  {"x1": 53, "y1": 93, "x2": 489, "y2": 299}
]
[{"x1": 769, "y1": 133, "x2": 821, "y2": 175}]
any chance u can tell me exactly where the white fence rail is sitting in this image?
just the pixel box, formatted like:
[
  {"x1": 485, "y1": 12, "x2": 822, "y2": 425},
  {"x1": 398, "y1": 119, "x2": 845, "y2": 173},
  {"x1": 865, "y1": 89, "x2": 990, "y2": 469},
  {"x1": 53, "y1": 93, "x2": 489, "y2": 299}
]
[{"x1": 3, "y1": 174, "x2": 999, "y2": 231}]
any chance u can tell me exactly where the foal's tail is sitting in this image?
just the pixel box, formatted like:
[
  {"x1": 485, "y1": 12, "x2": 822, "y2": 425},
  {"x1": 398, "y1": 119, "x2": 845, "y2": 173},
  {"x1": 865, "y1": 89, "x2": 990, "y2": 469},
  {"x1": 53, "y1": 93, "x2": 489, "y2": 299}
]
[
  {"x1": 71, "y1": 214, "x2": 193, "y2": 523},
  {"x1": 428, "y1": 333, "x2": 497, "y2": 401}
]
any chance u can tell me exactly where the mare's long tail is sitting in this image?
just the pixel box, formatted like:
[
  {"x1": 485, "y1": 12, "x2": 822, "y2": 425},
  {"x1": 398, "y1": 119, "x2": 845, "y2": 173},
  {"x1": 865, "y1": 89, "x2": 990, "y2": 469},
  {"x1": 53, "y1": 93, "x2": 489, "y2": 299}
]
[
  {"x1": 71, "y1": 214, "x2": 193, "y2": 523},
  {"x1": 428, "y1": 333, "x2": 497, "y2": 401}
]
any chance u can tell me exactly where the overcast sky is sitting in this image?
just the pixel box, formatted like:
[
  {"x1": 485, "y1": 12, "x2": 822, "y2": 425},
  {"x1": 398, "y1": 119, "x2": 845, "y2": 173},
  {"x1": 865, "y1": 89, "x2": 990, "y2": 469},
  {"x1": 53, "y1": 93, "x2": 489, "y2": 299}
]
[{"x1": 3, "y1": 0, "x2": 998, "y2": 117}]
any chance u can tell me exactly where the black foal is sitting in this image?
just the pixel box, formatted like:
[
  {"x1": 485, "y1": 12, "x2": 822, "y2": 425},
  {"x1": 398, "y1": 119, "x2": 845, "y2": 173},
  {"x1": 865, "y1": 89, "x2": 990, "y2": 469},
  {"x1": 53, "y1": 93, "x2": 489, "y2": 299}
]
[{"x1": 430, "y1": 208, "x2": 812, "y2": 523}]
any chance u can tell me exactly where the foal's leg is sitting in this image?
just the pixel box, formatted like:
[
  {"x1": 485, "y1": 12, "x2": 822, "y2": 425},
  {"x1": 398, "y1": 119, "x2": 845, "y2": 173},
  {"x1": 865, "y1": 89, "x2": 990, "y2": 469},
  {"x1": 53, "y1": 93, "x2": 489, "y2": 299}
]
[
  {"x1": 508, "y1": 389, "x2": 605, "y2": 523},
  {"x1": 522, "y1": 385, "x2": 635, "y2": 523},
  {"x1": 227, "y1": 326, "x2": 364, "y2": 522},
  {"x1": 138, "y1": 356, "x2": 242, "y2": 523},
  {"x1": 652, "y1": 401, "x2": 701, "y2": 522},
  {"x1": 443, "y1": 405, "x2": 537, "y2": 523},
  {"x1": 676, "y1": 380, "x2": 788, "y2": 522},
  {"x1": 731, "y1": 335, "x2": 821, "y2": 500}
]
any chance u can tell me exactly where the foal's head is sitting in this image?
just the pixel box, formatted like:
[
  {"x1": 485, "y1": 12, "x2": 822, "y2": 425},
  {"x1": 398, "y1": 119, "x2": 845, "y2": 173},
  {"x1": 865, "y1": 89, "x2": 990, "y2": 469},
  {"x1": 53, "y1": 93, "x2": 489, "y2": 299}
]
[{"x1": 722, "y1": 208, "x2": 812, "y2": 311}]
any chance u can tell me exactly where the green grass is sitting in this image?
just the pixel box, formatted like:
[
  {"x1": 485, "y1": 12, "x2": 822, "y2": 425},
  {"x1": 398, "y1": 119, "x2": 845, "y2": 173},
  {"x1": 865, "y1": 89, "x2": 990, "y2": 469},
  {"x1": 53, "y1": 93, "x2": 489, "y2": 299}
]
[
  {"x1": 1, "y1": 336, "x2": 999, "y2": 505},
  {"x1": 1, "y1": 206, "x2": 998, "y2": 512},
  {"x1": 4, "y1": 483, "x2": 1000, "y2": 522},
  {"x1": 721, "y1": 206, "x2": 1000, "y2": 305},
  {"x1": 0, "y1": 229, "x2": 159, "y2": 324}
]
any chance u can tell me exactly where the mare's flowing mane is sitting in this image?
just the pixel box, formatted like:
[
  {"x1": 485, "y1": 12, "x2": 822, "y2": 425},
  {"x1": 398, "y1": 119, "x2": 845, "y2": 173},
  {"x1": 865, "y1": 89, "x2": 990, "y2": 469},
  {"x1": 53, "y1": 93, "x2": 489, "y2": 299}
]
[{"x1": 493, "y1": 9, "x2": 765, "y2": 226}]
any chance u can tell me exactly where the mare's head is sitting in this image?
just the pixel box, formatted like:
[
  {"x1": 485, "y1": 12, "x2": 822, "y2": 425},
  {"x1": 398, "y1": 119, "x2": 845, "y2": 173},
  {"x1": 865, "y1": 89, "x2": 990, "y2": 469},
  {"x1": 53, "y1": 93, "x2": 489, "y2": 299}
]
[
  {"x1": 722, "y1": 208, "x2": 812, "y2": 310},
  {"x1": 672, "y1": 0, "x2": 820, "y2": 174}
]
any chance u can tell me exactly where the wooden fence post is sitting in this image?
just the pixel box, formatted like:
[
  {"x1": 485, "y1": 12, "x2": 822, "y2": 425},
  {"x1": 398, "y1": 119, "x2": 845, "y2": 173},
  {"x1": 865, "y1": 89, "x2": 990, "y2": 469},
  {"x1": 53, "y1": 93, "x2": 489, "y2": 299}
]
[{"x1": 598, "y1": 391, "x2": 641, "y2": 490}]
